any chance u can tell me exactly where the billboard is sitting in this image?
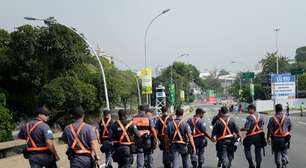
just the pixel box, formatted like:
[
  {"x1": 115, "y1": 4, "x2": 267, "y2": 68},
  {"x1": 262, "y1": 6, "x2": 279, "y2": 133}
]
[
  {"x1": 140, "y1": 68, "x2": 152, "y2": 94},
  {"x1": 271, "y1": 73, "x2": 296, "y2": 100},
  {"x1": 207, "y1": 90, "x2": 217, "y2": 103}
]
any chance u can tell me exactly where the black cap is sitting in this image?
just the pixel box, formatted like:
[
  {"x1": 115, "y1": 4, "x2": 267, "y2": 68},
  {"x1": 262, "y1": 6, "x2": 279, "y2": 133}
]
[
  {"x1": 275, "y1": 104, "x2": 283, "y2": 113},
  {"x1": 220, "y1": 106, "x2": 228, "y2": 114},
  {"x1": 248, "y1": 104, "x2": 256, "y2": 111},
  {"x1": 161, "y1": 106, "x2": 168, "y2": 113},
  {"x1": 103, "y1": 110, "x2": 111, "y2": 116},
  {"x1": 35, "y1": 106, "x2": 51, "y2": 116},
  {"x1": 71, "y1": 106, "x2": 85, "y2": 118}
]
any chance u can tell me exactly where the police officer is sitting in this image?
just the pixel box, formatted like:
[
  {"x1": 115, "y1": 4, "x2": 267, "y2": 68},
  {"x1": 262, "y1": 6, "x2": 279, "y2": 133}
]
[
  {"x1": 109, "y1": 109, "x2": 141, "y2": 168},
  {"x1": 166, "y1": 107, "x2": 196, "y2": 168},
  {"x1": 267, "y1": 104, "x2": 292, "y2": 168},
  {"x1": 155, "y1": 106, "x2": 172, "y2": 168},
  {"x1": 18, "y1": 106, "x2": 60, "y2": 168},
  {"x1": 187, "y1": 108, "x2": 214, "y2": 168},
  {"x1": 133, "y1": 105, "x2": 158, "y2": 168},
  {"x1": 241, "y1": 104, "x2": 266, "y2": 168},
  {"x1": 62, "y1": 106, "x2": 101, "y2": 168},
  {"x1": 96, "y1": 110, "x2": 114, "y2": 168},
  {"x1": 212, "y1": 106, "x2": 242, "y2": 168},
  {"x1": 212, "y1": 109, "x2": 222, "y2": 167}
]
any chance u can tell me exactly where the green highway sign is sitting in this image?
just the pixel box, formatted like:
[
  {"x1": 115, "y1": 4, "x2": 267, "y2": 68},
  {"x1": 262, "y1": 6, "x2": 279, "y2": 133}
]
[
  {"x1": 241, "y1": 72, "x2": 255, "y2": 79},
  {"x1": 168, "y1": 84, "x2": 176, "y2": 105}
]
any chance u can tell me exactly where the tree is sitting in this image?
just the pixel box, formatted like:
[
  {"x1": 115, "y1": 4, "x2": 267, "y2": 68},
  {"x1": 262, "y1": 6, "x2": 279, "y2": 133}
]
[
  {"x1": 0, "y1": 91, "x2": 15, "y2": 142},
  {"x1": 39, "y1": 76, "x2": 99, "y2": 122},
  {"x1": 296, "y1": 46, "x2": 306, "y2": 62},
  {"x1": 260, "y1": 52, "x2": 289, "y2": 75}
]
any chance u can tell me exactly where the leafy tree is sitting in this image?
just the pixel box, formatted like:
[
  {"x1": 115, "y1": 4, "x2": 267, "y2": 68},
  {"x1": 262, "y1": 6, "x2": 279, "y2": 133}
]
[
  {"x1": 0, "y1": 92, "x2": 15, "y2": 142},
  {"x1": 260, "y1": 52, "x2": 289, "y2": 75},
  {"x1": 296, "y1": 46, "x2": 306, "y2": 62}
]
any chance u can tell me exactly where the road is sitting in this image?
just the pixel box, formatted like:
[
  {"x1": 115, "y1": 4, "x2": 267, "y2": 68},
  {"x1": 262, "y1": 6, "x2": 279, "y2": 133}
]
[{"x1": 1, "y1": 103, "x2": 306, "y2": 168}]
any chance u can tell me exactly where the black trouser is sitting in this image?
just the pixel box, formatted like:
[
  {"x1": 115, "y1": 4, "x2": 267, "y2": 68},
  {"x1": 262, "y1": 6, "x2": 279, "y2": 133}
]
[
  {"x1": 243, "y1": 134, "x2": 263, "y2": 168},
  {"x1": 217, "y1": 139, "x2": 235, "y2": 168},
  {"x1": 272, "y1": 137, "x2": 289, "y2": 168},
  {"x1": 114, "y1": 145, "x2": 133, "y2": 168}
]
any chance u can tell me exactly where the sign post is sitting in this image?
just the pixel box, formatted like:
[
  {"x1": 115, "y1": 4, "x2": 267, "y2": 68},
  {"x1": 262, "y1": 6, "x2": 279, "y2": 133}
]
[
  {"x1": 140, "y1": 68, "x2": 152, "y2": 105},
  {"x1": 271, "y1": 74, "x2": 296, "y2": 104}
]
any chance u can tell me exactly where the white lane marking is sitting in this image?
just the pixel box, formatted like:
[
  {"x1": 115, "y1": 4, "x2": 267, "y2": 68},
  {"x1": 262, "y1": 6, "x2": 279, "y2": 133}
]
[
  {"x1": 99, "y1": 163, "x2": 106, "y2": 168},
  {"x1": 298, "y1": 121, "x2": 306, "y2": 125}
]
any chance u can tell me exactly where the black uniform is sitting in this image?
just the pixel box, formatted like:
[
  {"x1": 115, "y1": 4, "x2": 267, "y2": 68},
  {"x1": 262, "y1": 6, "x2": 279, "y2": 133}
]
[
  {"x1": 96, "y1": 118, "x2": 114, "y2": 167},
  {"x1": 243, "y1": 113, "x2": 265, "y2": 168},
  {"x1": 187, "y1": 116, "x2": 208, "y2": 168},
  {"x1": 155, "y1": 114, "x2": 172, "y2": 168},
  {"x1": 212, "y1": 115, "x2": 239, "y2": 168},
  {"x1": 109, "y1": 119, "x2": 139, "y2": 168},
  {"x1": 267, "y1": 112, "x2": 292, "y2": 168}
]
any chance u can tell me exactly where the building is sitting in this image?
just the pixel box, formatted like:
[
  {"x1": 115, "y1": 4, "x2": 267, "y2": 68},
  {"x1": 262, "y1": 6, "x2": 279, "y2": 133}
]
[{"x1": 95, "y1": 45, "x2": 114, "y2": 64}]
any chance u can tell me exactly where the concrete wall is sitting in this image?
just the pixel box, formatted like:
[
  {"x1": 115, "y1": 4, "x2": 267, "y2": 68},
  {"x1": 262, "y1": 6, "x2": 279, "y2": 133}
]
[{"x1": 255, "y1": 98, "x2": 306, "y2": 112}]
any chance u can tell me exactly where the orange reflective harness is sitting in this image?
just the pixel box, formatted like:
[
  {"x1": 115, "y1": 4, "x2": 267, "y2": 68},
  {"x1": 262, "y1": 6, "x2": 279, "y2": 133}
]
[
  {"x1": 191, "y1": 117, "x2": 205, "y2": 138},
  {"x1": 217, "y1": 117, "x2": 234, "y2": 141},
  {"x1": 133, "y1": 116, "x2": 150, "y2": 137},
  {"x1": 246, "y1": 113, "x2": 263, "y2": 137},
  {"x1": 114, "y1": 120, "x2": 134, "y2": 145},
  {"x1": 157, "y1": 115, "x2": 169, "y2": 136},
  {"x1": 171, "y1": 120, "x2": 187, "y2": 144},
  {"x1": 26, "y1": 121, "x2": 49, "y2": 151},
  {"x1": 69, "y1": 122, "x2": 92, "y2": 154},
  {"x1": 101, "y1": 118, "x2": 111, "y2": 139},
  {"x1": 272, "y1": 114, "x2": 290, "y2": 138}
]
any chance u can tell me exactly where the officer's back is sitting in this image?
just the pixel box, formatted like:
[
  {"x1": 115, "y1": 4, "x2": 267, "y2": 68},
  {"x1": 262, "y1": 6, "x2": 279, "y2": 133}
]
[
  {"x1": 18, "y1": 107, "x2": 60, "y2": 168},
  {"x1": 62, "y1": 106, "x2": 100, "y2": 168}
]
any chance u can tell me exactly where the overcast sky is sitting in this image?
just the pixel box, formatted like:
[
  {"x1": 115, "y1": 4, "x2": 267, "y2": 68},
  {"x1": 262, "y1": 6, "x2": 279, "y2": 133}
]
[{"x1": 1, "y1": 0, "x2": 306, "y2": 72}]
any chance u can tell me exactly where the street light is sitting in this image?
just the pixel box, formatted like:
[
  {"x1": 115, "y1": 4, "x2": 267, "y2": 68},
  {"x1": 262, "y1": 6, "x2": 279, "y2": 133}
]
[
  {"x1": 274, "y1": 28, "x2": 280, "y2": 74},
  {"x1": 112, "y1": 57, "x2": 142, "y2": 105},
  {"x1": 24, "y1": 17, "x2": 110, "y2": 110},
  {"x1": 143, "y1": 9, "x2": 170, "y2": 105}
]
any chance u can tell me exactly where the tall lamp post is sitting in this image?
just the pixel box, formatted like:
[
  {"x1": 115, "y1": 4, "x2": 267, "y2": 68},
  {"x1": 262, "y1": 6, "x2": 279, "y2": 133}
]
[
  {"x1": 24, "y1": 17, "x2": 110, "y2": 110},
  {"x1": 231, "y1": 61, "x2": 255, "y2": 104},
  {"x1": 171, "y1": 53, "x2": 189, "y2": 84},
  {"x1": 274, "y1": 28, "x2": 280, "y2": 74},
  {"x1": 144, "y1": 9, "x2": 170, "y2": 105}
]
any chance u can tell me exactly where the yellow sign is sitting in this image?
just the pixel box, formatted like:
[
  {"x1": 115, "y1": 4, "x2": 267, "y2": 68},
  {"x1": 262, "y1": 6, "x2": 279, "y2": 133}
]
[{"x1": 140, "y1": 68, "x2": 152, "y2": 94}]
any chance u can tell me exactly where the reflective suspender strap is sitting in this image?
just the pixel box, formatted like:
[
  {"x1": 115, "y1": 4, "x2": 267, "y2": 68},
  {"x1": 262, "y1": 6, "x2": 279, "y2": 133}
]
[
  {"x1": 192, "y1": 117, "x2": 204, "y2": 138},
  {"x1": 26, "y1": 121, "x2": 49, "y2": 151},
  {"x1": 115, "y1": 120, "x2": 134, "y2": 145},
  {"x1": 157, "y1": 115, "x2": 169, "y2": 136},
  {"x1": 70, "y1": 123, "x2": 92, "y2": 154},
  {"x1": 101, "y1": 118, "x2": 111, "y2": 138},
  {"x1": 217, "y1": 117, "x2": 233, "y2": 141},
  {"x1": 172, "y1": 120, "x2": 186, "y2": 144},
  {"x1": 246, "y1": 113, "x2": 263, "y2": 137},
  {"x1": 273, "y1": 115, "x2": 290, "y2": 137}
]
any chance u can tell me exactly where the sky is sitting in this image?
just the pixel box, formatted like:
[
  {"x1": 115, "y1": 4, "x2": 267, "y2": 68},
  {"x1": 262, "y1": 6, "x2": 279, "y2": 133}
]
[{"x1": 1, "y1": 0, "x2": 306, "y2": 73}]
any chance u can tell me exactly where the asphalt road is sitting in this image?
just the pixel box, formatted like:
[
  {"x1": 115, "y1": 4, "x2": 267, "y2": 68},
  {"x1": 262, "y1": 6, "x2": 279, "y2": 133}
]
[{"x1": 1, "y1": 103, "x2": 306, "y2": 168}]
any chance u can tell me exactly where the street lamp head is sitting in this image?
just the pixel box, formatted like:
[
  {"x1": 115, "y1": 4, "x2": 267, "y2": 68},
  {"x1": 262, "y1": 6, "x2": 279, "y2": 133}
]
[
  {"x1": 24, "y1": 17, "x2": 38, "y2": 21},
  {"x1": 162, "y1": 9, "x2": 171, "y2": 14}
]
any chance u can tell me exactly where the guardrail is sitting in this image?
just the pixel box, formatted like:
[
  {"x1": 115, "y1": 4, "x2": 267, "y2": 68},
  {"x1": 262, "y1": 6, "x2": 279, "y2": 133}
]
[{"x1": 0, "y1": 133, "x2": 62, "y2": 159}]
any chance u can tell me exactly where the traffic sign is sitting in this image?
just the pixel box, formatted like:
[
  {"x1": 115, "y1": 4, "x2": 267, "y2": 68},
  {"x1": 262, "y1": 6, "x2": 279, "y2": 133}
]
[
  {"x1": 168, "y1": 84, "x2": 176, "y2": 105},
  {"x1": 241, "y1": 72, "x2": 255, "y2": 79},
  {"x1": 250, "y1": 84, "x2": 255, "y2": 96}
]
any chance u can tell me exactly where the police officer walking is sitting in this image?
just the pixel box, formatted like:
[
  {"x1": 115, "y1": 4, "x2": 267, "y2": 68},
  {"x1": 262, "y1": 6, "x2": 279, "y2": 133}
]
[
  {"x1": 18, "y1": 106, "x2": 60, "y2": 168},
  {"x1": 155, "y1": 106, "x2": 172, "y2": 168},
  {"x1": 187, "y1": 108, "x2": 214, "y2": 168},
  {"x1": 212, "y1": 106, "x2": 242, "y2": 168},
  {"x1": 62, "y1": 106, "x2": 101, "y2": 168},
  {"x1": 267, "y1": 104, "x2": 292, "y2": 168},
  {"x1": 96, "y1": 110, "x2": 114, "y2": 168},
  {"x1": 165, "y1": 107, "x2": 196, "y2": 168},
  {"x1": 133, "y1": 105, "x2": 158, "y2": 168},
  {"x1": 212, "y1": 109, "x2": 222, "y2": 167},
  {"x1": 241, "y1": 105, "x2": 266, "y2": 168},
  {"x1": 109, "y1": 109, "x2": 141, "y2": 168}
]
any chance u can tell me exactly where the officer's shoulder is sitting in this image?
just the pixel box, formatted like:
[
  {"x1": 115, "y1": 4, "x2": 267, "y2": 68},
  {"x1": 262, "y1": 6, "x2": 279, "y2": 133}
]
[{"x1": 39, "y1": 122, "x2": 51, "y2": 130}]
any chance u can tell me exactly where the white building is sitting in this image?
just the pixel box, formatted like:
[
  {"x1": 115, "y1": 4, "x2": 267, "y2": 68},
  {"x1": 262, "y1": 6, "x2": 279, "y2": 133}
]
[{"x1": 95, "y1": 45, "x2": 114, "y2": 64}]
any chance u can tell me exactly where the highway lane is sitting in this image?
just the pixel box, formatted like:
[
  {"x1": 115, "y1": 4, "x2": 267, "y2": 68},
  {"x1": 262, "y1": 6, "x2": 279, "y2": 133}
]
[{"x1": 1, "y1": 103, "x2": 306, "y2": 168}]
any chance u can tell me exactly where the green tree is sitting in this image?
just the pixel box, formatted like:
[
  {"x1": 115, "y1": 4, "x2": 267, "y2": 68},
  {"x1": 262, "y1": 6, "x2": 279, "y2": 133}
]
[
  {"x1": 260, "y1": 52, "x2": 289, "y2": 75},
  {"x1": 296, "y1": 46, "x2": 306, "y2": 62},
  {"x1": 0, "y1": 92, "x2": 15, "y2": 142}
]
